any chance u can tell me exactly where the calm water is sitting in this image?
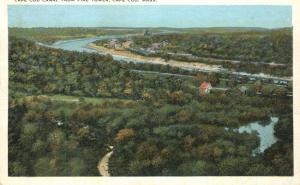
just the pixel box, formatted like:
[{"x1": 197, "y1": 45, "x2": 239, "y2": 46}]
[
  {"x1": 44, "y1": 34, "x2": 291, "y2": 82},
  {"x1": 43, "y1": 35, "x2": 282, "y2": 155},
  {"x1": 226, "y1": 117, "x2": 279, "y2": 154},
  {"x1": 49, "y1": 37, "x2": 280, "y2": 155},
  {"x1": 44, "y1": 34, "x2": 145, "y2": 63}
]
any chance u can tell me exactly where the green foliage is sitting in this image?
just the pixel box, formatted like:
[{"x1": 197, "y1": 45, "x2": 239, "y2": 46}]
[
  {"x1": 70, "y1": 158, "x2": 86, "y2": 176},
  {"x1": 129, "y1": 28, "x2": 292, "y2": 76},
  {"x1": 9, "y1": 162, "x2": 27, "y2": 176},
  {"x1": 218, "y1": 157, "x2": 250, "y2": 175},
  {"x1": 176, "y1": 160, "x2": 217, "y2": 176},
  {"x1": 275, "y1": 115, "x2": 293, "y2": 141},
  {"x1": 8, "y1": 35, "x2": 293, "y2": 176},
  {"x1": 34, "y1": 157, "x2": 57, "y2": 176}
]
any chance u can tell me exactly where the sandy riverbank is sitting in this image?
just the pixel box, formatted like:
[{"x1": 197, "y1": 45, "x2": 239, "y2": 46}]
[{"x1": 87, "y1": 43, "x2": 223, "y2": 72}]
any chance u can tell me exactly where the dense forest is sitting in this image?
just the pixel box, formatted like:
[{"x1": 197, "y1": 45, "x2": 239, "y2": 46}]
[
  {"x1": 9, "y1": 35, "x2": 293, "y2": 176},
  {"x1": 119, "y1": 28, "x2": 292, "y2": 76},
  {"x1": 131, "y1": 28, "x2": 292, "y2": 64}
]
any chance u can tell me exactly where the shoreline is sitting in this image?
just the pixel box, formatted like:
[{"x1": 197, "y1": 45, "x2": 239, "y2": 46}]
[
  {"x1": 87, "y1": 43, "x2": 292, "y2": 81},
  {"x1": 87, "y1": 43, "x2": 223, "y2": 72}
]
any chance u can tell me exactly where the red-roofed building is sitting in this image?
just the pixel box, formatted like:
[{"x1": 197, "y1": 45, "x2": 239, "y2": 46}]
[{"x1": 199, "y1": 82, "x2": 212, "y2": 95}]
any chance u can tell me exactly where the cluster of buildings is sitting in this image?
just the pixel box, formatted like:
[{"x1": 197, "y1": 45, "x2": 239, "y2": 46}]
[
  {"x1": 106, "y1": 29, "x2": 197, "y2": 59},
  {"x1": 105, "y1": 39, "x2": 169, "y2": 55},
  {"x1": 126, "y1": 41, "x2": 170, "y2": 56},
  {"x1": 106, "y1": 39, "x2": 133, "y2": 50},
  {"x1": 199, "y1": 80, "x2": 290, "y2": 97},
  {"x1": 143, "y1": 41, "x2": 170, "y2": 54},
  {"x1": 235, "y1": 76, "x2": 289, "y2": 86}
]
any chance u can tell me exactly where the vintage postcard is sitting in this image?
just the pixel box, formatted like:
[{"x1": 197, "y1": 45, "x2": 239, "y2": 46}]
[{"x1": 0, "y1": 1, "x2": 299, "y2": 185}]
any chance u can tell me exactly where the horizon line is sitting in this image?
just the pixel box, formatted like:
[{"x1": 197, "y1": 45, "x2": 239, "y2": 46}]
[{"x1": 8, "y1": 26, "x2": 293, "y2": 29}]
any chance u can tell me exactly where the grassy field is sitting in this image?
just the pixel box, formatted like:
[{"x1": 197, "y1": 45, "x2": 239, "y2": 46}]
[
  {"x1": 18, "y1": 94, "x2": 139, "y2": 118},
  {"x1": 48, "y1": 94, "x2": 136, "y2": 104}
]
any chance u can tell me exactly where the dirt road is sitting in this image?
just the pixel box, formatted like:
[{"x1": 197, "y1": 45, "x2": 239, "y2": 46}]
[
  {"x1": 98, "y1": 146, "x2": 114, "y2": 176},
  {"x1": 87, "y1": 43, "x2": 223, "y2": 73},
  {"x1": 87, "y1": 44, "x2": 292, "y2": 82}
]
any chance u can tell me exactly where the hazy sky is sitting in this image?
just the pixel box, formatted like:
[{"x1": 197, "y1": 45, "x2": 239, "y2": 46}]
[{"x1": 8, "y1": 5, "x2": 292, "y2": 28}]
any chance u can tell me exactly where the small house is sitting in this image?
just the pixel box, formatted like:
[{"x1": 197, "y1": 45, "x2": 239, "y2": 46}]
[
  {"x1": 109, "y1": 39, "x2": 122, "y2": 49},
  {"x1": 199, "y1": 82, "x2": 212, "y2": 95},
  {"x1": 279, "y1": 80, "x2": 288, "y2": 85},
  {"x1": 161, "y1": 40, "x2": 169, "y2": 47},
  {"x1": 249, "y1": 77, "x2": 256, "y2": 82},
  {"x1": 273, "y1": 79, "x2": 279, "y2": 84},
  {"x1": 151, "y1": 43, "x2": 162, "y2": 51},
  {"x1": 109, "y1": 39, "x2": 117, "y2": 47},
  {"x1": 239, "y1": 86, "x2": 249, "y2": 95},
  {"x1": 144, "y1": 29, "x2": 151, "y2": 36}
]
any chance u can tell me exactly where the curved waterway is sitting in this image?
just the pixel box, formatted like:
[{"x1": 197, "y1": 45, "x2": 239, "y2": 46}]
[
  {"x1": 49, "y1": 34, "x2": 144, "y2": 63},
  {"x1": 40, "y1": 34, "x2": 285, "y2": 164},
  {"x1": 46, "y1": 35, "x2": 284, "y2": 154},
  {"x1": 225, "y1": 117, "x2": 279, "y2": 154},
  {"x1": 46, "y1": 30, "x2": 178, "y2": 63},
  {"x1": 51, "y1": 34, "x2": 133, "y2": 52},
  {"x1": 39, "y1": 33, "x2": 292, "y2": 82}
]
